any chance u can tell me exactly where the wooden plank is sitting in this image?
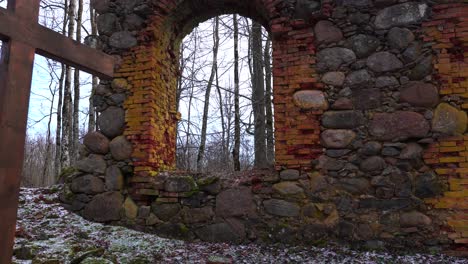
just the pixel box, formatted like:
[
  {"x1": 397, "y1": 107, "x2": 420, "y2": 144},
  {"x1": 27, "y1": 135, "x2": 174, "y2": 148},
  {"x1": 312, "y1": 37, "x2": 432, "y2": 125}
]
[
  {"x1": 0, "y1": 2, "x2": 38, "y2": 263},
  {"x1": 0, "y1": 6, "x2": 115, "y2": 79},
  {"x1": 0, "y1": 40, "x2": 36, "y2": 264}
]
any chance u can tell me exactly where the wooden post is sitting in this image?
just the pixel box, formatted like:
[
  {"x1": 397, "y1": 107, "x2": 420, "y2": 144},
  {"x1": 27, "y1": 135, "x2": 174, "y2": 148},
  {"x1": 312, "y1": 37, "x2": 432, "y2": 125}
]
[
  {"x1": 0, "y1": 0, "x2": 114, "y2": 261},
  {"x1": 0, "y1": 1, "x2": 39, "y2": 262}
]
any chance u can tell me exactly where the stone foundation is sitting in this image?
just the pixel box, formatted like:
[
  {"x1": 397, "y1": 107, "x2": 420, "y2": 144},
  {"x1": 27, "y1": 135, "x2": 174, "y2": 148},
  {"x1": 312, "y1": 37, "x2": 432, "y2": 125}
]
[{"x1": 64, "y1": 0, "x2": 468, "y2": 252}]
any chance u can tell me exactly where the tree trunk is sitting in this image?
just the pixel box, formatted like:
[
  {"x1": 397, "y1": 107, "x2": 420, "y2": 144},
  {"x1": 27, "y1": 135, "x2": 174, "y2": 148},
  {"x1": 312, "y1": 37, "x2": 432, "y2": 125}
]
[
  {"x1": 196, "y1": 17, "x2": 220, "y2": 171},
  {"x1": 54, "y1": 0, "x2": 69, "y2": 177},
  {"x1": 251, "y1": 21, "x2": 268, "y2": 168},
  {"x1": 72, "y1": 0, "x2": 83, "y2": 162},
  {"x1": 61, "y1": 0, "x2": 77, "y2": 168},
  {"x1": 233, "y1": 14, "x2": 241, "y2": 171},
  {"x1": 264, "y1": 36, "x2": 274, "y2": 166},
  {"x1": 88, "y1": 5, "x2": 98, "y2": 132}
]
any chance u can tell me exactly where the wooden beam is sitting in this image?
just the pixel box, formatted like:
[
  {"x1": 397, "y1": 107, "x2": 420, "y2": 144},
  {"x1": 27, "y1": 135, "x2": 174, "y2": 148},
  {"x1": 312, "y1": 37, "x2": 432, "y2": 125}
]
[
  {"x1": 0, "y1": 6, "x2": 115, "y2": 79},
  {"x1": 0, "y1": 1, "x2": 38, "y2": 263}
]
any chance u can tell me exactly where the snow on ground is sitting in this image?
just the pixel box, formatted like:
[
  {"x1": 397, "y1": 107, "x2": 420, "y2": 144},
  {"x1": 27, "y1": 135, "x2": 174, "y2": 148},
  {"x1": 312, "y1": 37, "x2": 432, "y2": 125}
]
[{"x1": 12, "y1": 187, "x2": 468, "y2": 264}]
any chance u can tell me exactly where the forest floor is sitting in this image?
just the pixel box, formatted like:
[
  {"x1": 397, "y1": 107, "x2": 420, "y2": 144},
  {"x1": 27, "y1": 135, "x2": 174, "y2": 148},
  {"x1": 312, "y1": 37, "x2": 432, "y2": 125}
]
[{"x1": 12, "y1": 187, "x2": 468, "y2": 264}]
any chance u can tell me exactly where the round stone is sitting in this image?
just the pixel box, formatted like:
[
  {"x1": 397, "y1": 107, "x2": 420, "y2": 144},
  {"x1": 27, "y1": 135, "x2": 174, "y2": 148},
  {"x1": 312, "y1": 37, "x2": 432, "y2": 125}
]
[
  {"x1": 369, "y1": 111, "x2": 430, "y2": 141},
  {"x1": 109, "y1": 31, "x2": 138, "y2": 49},
  {"x1": 345, "y1": 34, "x2": 380, "y2": 58},
  {"x1": 331, "y1": 98, "x2": 353, "y2": 110},
  {"x1": 400, "y1": 211, "x2": 432, "y2": 227},
  {"x1": 376, "y1": 76, "x2": 399, "y2": 88},
  {"x1": 109, "y1": 136, "x2": 133, "y2": 160},
  {"x1": 83, "y1": 192, "x2": 124, "y2": 222},
  {"x1": 432, "y1": 103, "x2": 467, "y2": 135},
  {"x1": 71, "y1": 175, "x2": 105, "y2": 194},
  {"x1": 344, "y1": 69, "x2": 373, "y2": 87},
  {"x1": 98, "y1": 106, "x2": 126, "y2": 138},
  {"x1": 374, "y1": 2, "x2": 429, "y2": 29},
  {"x1": 322, "y1": 111, "x2": 365, "y2": 129},
  {"x1": 360, "y1": 156, "x2": 386, "y2": 172},
  {"x1": 400, "y1": 82, "x2": 439, "y2": 107},
  {"x1": 293, "y1": 90, "x2": 328, "y2": 110},
  {"x1": 105, "y1": 165, "x2": 124, "y2": 191},
  {"x1": 387, "y1": 27, "x2": 415, "y2": 50},
  {"x1": 75, "y1": 154, "x2": 107, "y2": 174},
  {"x1": 317, "y1": 48, "x2": 356, "y2": 71},
  {"x1": 314, "y1": 20, "x2": 343, "y2": 45},
  {"x1": 97, "y1": 13, "x2": 119, "y2": 36},
  {"x1": 83, "y1": 131, "x2": 110, "y2": 154},
  {"x1": 264, "y1": 199, "x2": 300, "y2": 217},
  {"x1": 408, "y1": 56, "x2": 432, "y2": 80},
  {"x1": 367, "y1": 52, "x2": 403, "y2": 72},
  {"x1": 322, "y1": 72, "x2": 346, "y2": 86},
  {"x1": 321, "y1": 129, "x2": 357, "y2": 148}
]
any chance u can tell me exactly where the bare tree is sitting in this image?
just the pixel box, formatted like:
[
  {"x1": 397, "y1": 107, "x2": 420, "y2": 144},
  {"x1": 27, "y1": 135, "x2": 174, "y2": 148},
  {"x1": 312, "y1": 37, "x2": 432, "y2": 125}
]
[
  {"x1": 197, "y1": 17, "x2": 220, "y2": 171},
  {"x1": 233, "y1": 14, "x2": 241, "y2": 171},
  {"x1": 264, "y1": 35, "x2": 274, "y2": 165},
  {"x1": 251, "y1": 21, "x2": 268, "y2": 168}
]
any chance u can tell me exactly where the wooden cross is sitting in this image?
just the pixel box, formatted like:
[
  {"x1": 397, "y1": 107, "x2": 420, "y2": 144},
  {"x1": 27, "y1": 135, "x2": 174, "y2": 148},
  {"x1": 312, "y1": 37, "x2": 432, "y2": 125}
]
[{"x1": 0, "y1": 0, "x2": 114, "y2": 262}]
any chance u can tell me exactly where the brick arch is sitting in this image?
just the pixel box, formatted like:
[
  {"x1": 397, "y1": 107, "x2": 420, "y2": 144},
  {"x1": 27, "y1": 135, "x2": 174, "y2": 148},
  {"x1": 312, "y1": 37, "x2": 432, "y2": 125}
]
[
  {"x1": 113, "y1": 0, "x2": 324, "y2": 184},
  {"x1": 160, "y1": 0, "x2": 272, "y2": 42}
]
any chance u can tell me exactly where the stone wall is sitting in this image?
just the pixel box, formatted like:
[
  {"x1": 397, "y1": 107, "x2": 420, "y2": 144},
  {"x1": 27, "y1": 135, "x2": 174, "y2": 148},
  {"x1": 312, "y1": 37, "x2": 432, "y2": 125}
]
[{"x1": 63, "y1": 0, "x2": 468, "y2": 252}]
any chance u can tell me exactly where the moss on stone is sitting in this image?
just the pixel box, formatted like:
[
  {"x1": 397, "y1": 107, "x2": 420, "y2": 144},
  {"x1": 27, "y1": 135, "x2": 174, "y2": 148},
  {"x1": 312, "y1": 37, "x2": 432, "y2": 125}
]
[
  {"x1": 197, "y1": 176, "x2": 219, "y2": 186},
  {"x1": 58, "y1": 167, "x2": 77, "y2": 183}
]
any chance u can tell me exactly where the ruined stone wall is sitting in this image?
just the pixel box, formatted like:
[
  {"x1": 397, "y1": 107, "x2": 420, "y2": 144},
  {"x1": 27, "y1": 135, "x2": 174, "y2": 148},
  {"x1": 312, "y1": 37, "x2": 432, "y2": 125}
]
[{"x1": 63, "y1": 0, "x2": 468, "y2": 252}]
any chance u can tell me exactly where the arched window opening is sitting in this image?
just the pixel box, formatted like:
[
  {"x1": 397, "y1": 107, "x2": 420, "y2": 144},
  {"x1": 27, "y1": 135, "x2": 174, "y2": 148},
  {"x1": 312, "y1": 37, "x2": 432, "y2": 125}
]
[{"x1": 176, "y1": 15, "x2": 274, "y2": 173}]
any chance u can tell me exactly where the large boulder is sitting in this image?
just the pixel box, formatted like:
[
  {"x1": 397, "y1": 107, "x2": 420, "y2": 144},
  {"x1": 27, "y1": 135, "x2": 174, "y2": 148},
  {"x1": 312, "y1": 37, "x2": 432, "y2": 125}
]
[
  {"x1": 339, "y1": 178, "x2": 371, "y2": 194},
  {"x1": 369, "y1": 111, "x2": 430, "y2": 140},
  {"x1": 71, "y1": 175, "x2": 105, "y2": 194},
  {"x1": 97, "y1": 13, "x2": 119, "y2": 36},
  {"x1": 400, "y1": 82, "x2": 439, "y2": 107},
  {"x1": 322, "y1": 72, "x2": 345, "y2": 86},
  {"x1": 317, "y1": 48, "x2": 356, "y2": 71},
  {"x1": 432, "y1": 103, "x2": 467, "y2": 135},
  {"x1": 344, "y1": 69, "x2": 373, "y2": 87},
  {"x1": 292, "y1": 90, "x2": 328, "y2": 110},
  {"x1": 109, "y1": 31, "x2": 138, "y2": 49},
  {"x1": 321, "y1": 129, "x2": 356, "y2": 148},
  {"x1": 76, "y1": 154, "x2": 107, "y2": 174},
  {"x1": 314, "y1": 20, "x2": 343, "y2": 45},
  {"x1": 367, "y1": 52, "x2": 403, "y2": 72},
  {"x1": 105, "y1": 165, "x2": 124, "y2": 191},
  {"x1": 151, "y1": 203, "x2": 181, "y2": 221},
  {"x1": 109, "y1": 136, "x2": 133, "y2": 160},
  {"x1": 344, "y1": 34, "x2": 380, "y2": 58},
  {"x1": 98, "y1": 106, "x2": 126, "y2": 138},
  {"x1": 264, "y1": 199, "x2": 300, "y2": 217},
  {"x1": 164, "y1": 176, "x2": 197, "y2": 193},
  {"x1": 83, "y1": 131, "x2": 110, "y2": 154},
  {"x1": 374, "y1": 2, "x2": 429, "y2": 29},
  {"x1": 360, "y1": 156, "x2": 386, "y2": 172},
  {"x1": 272, "y1": 182, "x2": 305, "y2": 198},
  {"x1": 387, "y1": 27, "x2": 414, "y2": 50},
  {"x1": 400, "y1": 211, "x2": 432, "y2": 227},
  {"x1": 216, "y1": 187, "x2": 256, "y2": 218},
  {"x1": 322, "y1": 111, "x2": 365, "y2": 129},
  {"x1": 83, "y1": 192, "x2": 124, "y2": 222}
]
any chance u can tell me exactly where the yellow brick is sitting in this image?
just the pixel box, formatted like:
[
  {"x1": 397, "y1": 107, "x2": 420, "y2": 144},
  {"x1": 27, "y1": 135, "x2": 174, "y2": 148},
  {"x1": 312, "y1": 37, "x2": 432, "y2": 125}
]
[
  {"x1": 440, "y1": 157, "x2": 466, "y2": 163},
  {"x1": 440, "y1": 141, "x2": 457, "y2": 147},
  {"x1": 445, "y1": 190, "x2": 468, "y2": 198}
]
